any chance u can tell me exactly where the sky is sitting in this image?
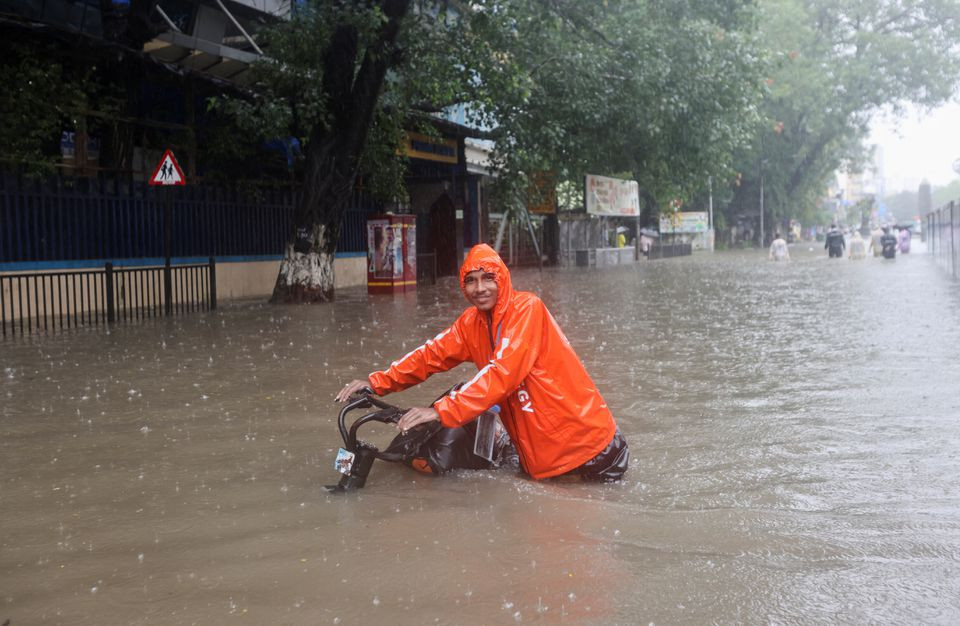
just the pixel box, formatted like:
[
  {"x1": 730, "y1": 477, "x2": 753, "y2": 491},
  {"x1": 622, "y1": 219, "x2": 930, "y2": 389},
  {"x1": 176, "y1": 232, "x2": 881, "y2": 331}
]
[{"x1": 868, "y1": 100, "x2": 960, "y2": 194}]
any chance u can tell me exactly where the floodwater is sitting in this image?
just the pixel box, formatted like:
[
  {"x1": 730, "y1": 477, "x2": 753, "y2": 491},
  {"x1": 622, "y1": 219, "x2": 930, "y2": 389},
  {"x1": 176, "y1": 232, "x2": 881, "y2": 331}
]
[{"x1": 3, "y1": 243, "x2": 960, "y2": 624}]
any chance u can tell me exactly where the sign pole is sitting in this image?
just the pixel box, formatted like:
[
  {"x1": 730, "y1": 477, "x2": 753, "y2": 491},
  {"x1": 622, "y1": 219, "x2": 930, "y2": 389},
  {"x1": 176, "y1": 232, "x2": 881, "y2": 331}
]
[
  {"x1": 163, "y1": 187, "x2": 173, "y2": 315},
  {"x1": 147, "y1": 149, "x2": 186, "y2": 316}
]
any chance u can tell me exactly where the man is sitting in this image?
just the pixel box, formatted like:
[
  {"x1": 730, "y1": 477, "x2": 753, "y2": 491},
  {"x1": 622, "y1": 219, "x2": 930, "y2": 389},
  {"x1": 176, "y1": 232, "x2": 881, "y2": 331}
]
[
  {"x1": 880, "y1": 226, "x2": 898, "y2": 259},
  {"x1": 848, "y1": 230, "x2": 866, "y2": 259},
  {"x1": 768, "y1": 231, "x2": 790, "y2": 261},
  {"x1": 869, "y1": 225, "x2": 885, "y2": 257},
  {"x1": 336, "y1": 244, "x2": 629, "y2": 482},
  {"x1": 640, "y1": 232, "x2": 654, "y2": 257},
  {"x1": 824, "y1": 224, "x2": 845, "y2": 258},
  {"x1": 898, "y1": 227, "x2": 911, "y2": 254}
]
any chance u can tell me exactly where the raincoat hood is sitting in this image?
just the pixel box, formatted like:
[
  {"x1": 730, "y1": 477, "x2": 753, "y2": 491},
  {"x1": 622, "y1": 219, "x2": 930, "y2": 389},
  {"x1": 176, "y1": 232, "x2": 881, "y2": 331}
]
[{"x1": 459, "y1": 244, "x2": 513, "y2": 325}]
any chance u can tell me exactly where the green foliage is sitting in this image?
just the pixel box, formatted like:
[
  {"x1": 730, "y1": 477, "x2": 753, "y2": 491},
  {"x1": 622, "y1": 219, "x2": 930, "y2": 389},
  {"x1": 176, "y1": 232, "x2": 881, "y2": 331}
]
[
  {"x1": 883, "y1": 188, "x2": 918, "y2": 219},
  {"x1": 212, "y1": 1, "x2": 766, "y2": 212},
  {"x1": 356, "y1": 107, "x2": 409, "y2": 202},
  {"x1": 476, "y1": 1, "x2": 766, "y2": 211},
  {"x1": 727, "y1": 0, "x2": 960, "y2": 228},
  {"x1": 212, "y1": 0, "x2": 528, "y2": 203},
  {"x1": 0, "y1": 43, "x2": 89, "y2": 175},
  {"x1": 884, "y1": 179, "x2": 960, "y2": 219},
  {"x1": 932, "y1": 180, "x2": 960, "y2": 209}
]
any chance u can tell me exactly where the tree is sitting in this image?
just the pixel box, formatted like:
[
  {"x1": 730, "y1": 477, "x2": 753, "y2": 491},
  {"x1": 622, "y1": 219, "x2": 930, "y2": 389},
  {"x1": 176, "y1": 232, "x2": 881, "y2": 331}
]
[
  {"x1": 478, "y1": 1, "x2": 765, "y2": 218},
  {"x1": 262, "y1": 1, "x2": 413, "y2": 303},
  {"x1": 220, "y1": 1, "x2": 765, "y2": 303},
  {"x1": 0, "y1": 42, "x2": 90, "y2": 175},
  {"x1": 217, "y1": 1, "x2": 527, "y2": 302},
  {"x1": 726, "y1": 0, "x2": 960, "y2": 234}
]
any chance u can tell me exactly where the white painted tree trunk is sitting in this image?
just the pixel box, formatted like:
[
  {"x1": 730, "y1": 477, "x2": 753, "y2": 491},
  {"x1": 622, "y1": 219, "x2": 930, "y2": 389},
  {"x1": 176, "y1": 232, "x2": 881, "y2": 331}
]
[{"x1": 271, "y1": 224, "x2": 336, "y2": 303}]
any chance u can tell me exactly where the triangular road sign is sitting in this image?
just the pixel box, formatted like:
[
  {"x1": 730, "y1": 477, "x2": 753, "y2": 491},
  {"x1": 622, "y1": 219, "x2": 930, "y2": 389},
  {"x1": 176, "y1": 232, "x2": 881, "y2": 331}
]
[{"x1": 149, "y1": 149, "x2": 186, "y2": 186}]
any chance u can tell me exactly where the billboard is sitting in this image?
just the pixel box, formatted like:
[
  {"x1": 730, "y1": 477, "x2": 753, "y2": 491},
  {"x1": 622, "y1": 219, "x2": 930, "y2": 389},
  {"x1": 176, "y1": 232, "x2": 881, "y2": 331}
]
[
  {"x1": 659, "y1": 211, "x2": 709, "y2": 234},
  {"x1": 585, "y1": 174, "x2": 640, "y2": 217}
]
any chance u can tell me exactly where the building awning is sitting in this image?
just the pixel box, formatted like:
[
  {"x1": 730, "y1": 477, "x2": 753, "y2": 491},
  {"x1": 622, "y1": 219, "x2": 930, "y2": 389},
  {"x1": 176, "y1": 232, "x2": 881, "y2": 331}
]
[
  {"x1": 141, "y1": 0, "x2": 274, "y2": 83},
  {"x1": 143, "y1": 30, "x2": 258, "y2": 81}
]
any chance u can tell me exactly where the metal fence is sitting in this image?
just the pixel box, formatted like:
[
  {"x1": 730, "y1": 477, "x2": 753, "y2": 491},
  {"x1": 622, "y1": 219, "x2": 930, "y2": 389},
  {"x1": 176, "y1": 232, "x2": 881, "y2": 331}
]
[
  {"x1": 0, "y1": 172, "x2": 377, "y2": 264},
  {"x1": 926, "y1": 202, "x2": 960, "y2": 280},
  {"x1": 649, "y1": 242, "x2": 693, "y2": 259},
  {"x1": 1, "y1": 258, "x2": 216, "y2": 337}
]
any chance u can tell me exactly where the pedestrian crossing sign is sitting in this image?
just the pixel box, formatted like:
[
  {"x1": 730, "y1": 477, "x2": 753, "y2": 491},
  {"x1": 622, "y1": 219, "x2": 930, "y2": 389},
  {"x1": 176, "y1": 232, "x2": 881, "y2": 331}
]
[{"x1": 148, "y1": 149, "x2": 186, "y2": 186}]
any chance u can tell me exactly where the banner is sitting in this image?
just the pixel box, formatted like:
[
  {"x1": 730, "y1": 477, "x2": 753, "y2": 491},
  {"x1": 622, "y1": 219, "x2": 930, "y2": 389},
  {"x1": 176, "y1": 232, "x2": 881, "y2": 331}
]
[
  {"x1": 659, "y1": 211, "x2": 709, "y2": 234},
  {"x1": 585, "y1": 174, "x2": 640, "y2": 217},
  {"x1": 528, "y1": 171, "x2": 557, "y2": 215}
]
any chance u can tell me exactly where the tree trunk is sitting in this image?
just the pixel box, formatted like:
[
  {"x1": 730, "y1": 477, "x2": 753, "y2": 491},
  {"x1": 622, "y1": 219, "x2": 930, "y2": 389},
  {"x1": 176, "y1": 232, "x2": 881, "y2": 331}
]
[
  {"x1": 270, "y1": 223, "x2": 337, "y2": 303},
  {"x1": 270, "y1": 140, "x2": 353, "y2": 303},
  {"x1": 269, "y1": 0, "x2": 411, "y2": 304}
]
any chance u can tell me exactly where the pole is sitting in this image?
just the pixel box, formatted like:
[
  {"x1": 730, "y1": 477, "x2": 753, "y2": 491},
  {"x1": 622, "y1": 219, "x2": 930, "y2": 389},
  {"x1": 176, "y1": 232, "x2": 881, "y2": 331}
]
[
  {"x1": 493, "y1": 211, "x2": 508, "y2": 255},
  {"x1": 635, "y1": 214, "x2": 641, "y2": 261},
  {"x1": 520, "y1": 205, "x2": 542, "y2": 272},
  {"x1": 759, "y1": 174, "x2": 765, "y2": 248},
  {"x1": 708, "y1": 176, "x2": 714, "y2": 229},
  {"x1": 208, "y1": 256, "x2": 217, "y2": 310},
  {"x1": 708, "y1": 175, "x2": 715, "y2": 253},
  {"x1": 163, "y1": 187, "x2": 173, "y2": 316},
  {"x1": 105, "y1": 262, "x2": 115, "y2": 324}
]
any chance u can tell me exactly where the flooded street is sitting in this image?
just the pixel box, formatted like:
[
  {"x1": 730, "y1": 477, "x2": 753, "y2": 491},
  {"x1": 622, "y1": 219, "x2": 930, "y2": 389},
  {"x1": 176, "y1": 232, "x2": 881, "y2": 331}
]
[{"x1": 3, "y1": 245, "x2": 960, "y2": 624}]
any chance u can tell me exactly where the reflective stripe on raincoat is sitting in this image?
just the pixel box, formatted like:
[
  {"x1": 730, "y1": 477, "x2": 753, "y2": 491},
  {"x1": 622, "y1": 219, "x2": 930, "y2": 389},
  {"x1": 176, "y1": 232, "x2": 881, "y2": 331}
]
[{"x1": 368, "y1": 244, "x2": 618, "y2": 479}]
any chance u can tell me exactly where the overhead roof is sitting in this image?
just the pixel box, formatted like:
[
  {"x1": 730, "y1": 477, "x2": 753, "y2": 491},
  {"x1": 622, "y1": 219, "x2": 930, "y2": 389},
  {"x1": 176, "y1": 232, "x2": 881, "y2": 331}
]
[{"x1": 142, "y1": 0, "x2": 283, "y2": 82}]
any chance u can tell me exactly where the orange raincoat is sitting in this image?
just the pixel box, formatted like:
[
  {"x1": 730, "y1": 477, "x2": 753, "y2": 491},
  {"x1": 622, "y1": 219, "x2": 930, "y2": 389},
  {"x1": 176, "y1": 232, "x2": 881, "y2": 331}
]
[{"x1": 368, "y1": 244, "x2": 618, "y2": 479}]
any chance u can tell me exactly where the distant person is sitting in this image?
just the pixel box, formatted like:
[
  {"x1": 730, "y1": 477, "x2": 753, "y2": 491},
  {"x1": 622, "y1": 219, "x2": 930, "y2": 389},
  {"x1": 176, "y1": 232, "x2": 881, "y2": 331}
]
[
  {"x1": 640, "y1": 232, "x2": 654, "y2": 257},
  {"x1": 869, "y1": 225, "x2": 884, "y2": 257},
  {"x1": 768, "y1": 231, "x2": 790, "y2": 261},
  {"x1": 848, "y1": 231, "x2": 866, "y2": 259},
  {"x1": 824, "y1": 224, "x2": 845, "y2": 258},
  {"x1": 880, "y1": 226, "x2": 898, "y2": 259},
  {"x1": 898, "y1": 227, "x2": 911, "y2": 254}
]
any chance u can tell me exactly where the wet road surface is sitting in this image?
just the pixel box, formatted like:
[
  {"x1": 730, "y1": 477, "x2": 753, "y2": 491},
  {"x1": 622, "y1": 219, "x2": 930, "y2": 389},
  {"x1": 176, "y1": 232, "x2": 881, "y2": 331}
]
[{"x1": 3, "y1": 243, "x2": 960, "y2": 624}]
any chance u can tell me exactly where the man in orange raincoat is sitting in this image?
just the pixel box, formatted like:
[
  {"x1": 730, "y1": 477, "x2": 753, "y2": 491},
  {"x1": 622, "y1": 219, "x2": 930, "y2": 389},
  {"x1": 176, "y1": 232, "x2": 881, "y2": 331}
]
[{"x1": 337, "y1": 244, "x2": 628, "y2": 481}]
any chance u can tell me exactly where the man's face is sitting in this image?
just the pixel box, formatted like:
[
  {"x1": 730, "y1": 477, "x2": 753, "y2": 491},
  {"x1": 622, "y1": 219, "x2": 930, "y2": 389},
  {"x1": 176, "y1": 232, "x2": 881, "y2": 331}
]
[{"x1": 463, "y1": 269, "x2": 498, "y2": 312}]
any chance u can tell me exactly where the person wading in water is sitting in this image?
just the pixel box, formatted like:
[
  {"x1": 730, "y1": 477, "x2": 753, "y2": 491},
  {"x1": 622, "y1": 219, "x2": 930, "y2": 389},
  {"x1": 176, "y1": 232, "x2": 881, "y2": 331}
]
[{"x1": 337, "y1": 244, "x2": 629, "y2": 482}]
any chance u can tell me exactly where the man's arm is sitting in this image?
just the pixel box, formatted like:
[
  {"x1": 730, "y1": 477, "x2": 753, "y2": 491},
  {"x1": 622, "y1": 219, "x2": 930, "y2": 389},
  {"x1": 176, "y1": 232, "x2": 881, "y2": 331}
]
[
  {"x1": 433, "y1": 299, "x2": 546, "y2": 427},
  {"x1": 367, "y1": 321, "x2": 472, "y2": 395}
]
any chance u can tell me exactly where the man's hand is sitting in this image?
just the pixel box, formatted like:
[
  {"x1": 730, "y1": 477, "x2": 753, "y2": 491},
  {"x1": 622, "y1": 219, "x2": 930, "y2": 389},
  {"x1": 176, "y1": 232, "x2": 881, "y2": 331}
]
[
  {"x1": 397, "y1": 407, "x2": 440, "y2": 432},
  {"x1": 336, "y1": 379, "x2": 373, "y2": 403}
]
